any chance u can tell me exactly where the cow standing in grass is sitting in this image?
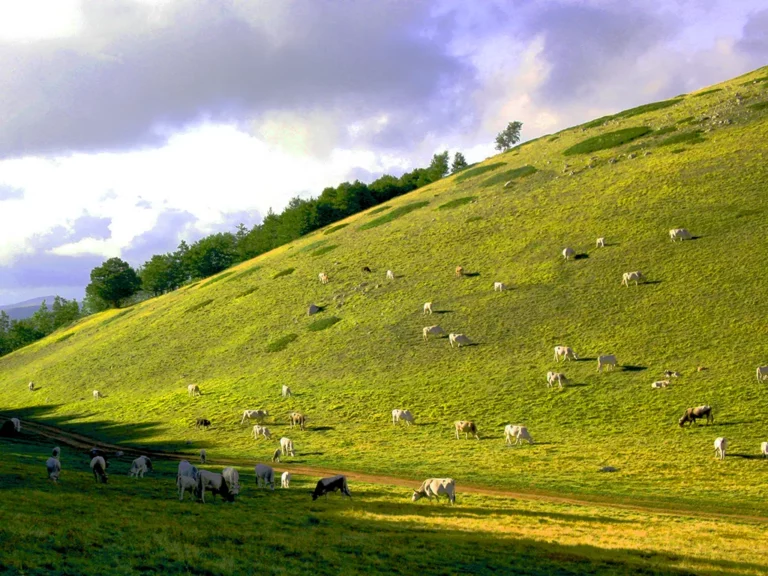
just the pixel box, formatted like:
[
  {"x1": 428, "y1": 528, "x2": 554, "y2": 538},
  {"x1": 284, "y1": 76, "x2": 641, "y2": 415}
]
[
  {"x1": 311, "y1": 475, "x2": 351, "y2": 500},
  {"x1": 412, "y1": 478, "x2": 456, "y2": 505},
  {"x1": 454, "y1": 421, "x2": 479, "y2": 440}
]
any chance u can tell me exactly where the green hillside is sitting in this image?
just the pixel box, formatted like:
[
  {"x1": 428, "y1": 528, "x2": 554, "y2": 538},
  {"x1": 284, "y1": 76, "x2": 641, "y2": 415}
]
[{"x1": 3, "y1": 65, "x2": 768, "y2": 515}]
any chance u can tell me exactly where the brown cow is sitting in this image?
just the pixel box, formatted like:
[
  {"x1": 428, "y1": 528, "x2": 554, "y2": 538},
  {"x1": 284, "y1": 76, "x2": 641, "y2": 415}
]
[
  {"x1": 679, "y1": 405, "x2": 714, "y2": 427},
  {"x1": 289, "y1": 412, "x2": 306, "y2": 431},
  {"x1": 455, "y1": 266, "x2": 464, "y2": 278}
]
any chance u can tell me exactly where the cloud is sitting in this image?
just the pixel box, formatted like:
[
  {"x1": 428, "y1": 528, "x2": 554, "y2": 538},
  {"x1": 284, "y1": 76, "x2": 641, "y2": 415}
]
[
  {"x1": 736, "y1": 8, "x2": 768, "y2": 61},
  {"x1": 0, "y1": 184, "x2": 23, "y2": 201}
]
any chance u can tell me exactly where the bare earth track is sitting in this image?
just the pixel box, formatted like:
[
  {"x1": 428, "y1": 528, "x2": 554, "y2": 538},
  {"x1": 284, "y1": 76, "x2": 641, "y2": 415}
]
[{"x1": 10, "y1": 416, "x2": 768, "y2": 525}]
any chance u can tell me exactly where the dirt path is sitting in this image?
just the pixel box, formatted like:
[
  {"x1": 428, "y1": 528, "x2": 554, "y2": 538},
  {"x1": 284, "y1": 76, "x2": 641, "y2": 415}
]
[{"x1": 13, "y1": 418, "x2": 768, "y2": 524}]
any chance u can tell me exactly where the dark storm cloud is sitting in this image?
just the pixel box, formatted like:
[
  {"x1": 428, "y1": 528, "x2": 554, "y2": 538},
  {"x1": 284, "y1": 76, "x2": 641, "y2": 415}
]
[
  {"x1": 0, "y1": 0, "x2": 473, "y2": 158},
  {"x1": 26, "y1": 214, "x2": 112, "y2": 252},
  {"x1": 0, "y1": 252, "x2": 103, "y2": 293}
]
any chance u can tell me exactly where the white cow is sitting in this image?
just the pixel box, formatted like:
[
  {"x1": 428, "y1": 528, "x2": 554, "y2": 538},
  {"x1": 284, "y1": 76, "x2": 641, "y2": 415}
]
[
  {"x1": 187, "y1": 384, "x2": 201, "y2": 397},
  {"x1": 597, "y1": 355, "x2": 618, "y2": 372},
  {"x1": 252, "y1": 425, "x2": 272, "y2": 440},
  {"x1": 651, "y1": 380, "x2": 670, "y2": 388},
  {"x1": 241, "y1": 409, "x2": 268, "y2": 425},
  {"x1": 177, "y1": 460, "x2": 199, "y2": 500},
  {"x1": 546, "y1": 372, "x2": 566, "y2": 389},
  {"x1": 423, "y1": 302, "x2": 433, "y2": 315},
  {"x1": 281, "y1": 385, "x2": 292, "y2": 398},
  {"x1": 386, "y1": 270, "x2": 395, "y2": 280},
  {"x1": 319, "y1": 272, "x2": 329, "y2": 284},
  {"x1": 28, "y1": 382, "x2": 35, "y2": 391},
  {"x1": 93, "y1": 390, "x2": 103, "y2": 400},
  {"x1": 714, "y1": 437, "x2": 727, "y2": 460},
  {"x1": 129, "y1": 456, "x2": 152, "y2": 478},
  {"x1": 554, "y1": 346, "x2": 578, "y2": 362},
  {"x1": 562, "y1": 247, "x2": 575, "y2": 261},
  {"x1": 280, "y1": 437, "x2": 295, "y2": 457},
  {"x1": 392, "y1": 409, "x2": 415, "y2": 426},
  {"x1": 669, "y1": 228, "x2": 692, "y2": 241},
  {"x1": 46, "y1": 450, "x2": 61, "y2": 483},
  {"x1": 621, "y1": 271, "x2": 644, "y2": 287},
  {"x1": 10, "y1": 418, "x2": 20, "y2": 433},
  {"x1": 90, "y1": 456, "x2": 108, "y2": 483},
  {"x1": 195, "y1": 470, "x2": 234, "y2": 502},
  {"x1": 200, "y1": 449, "x2": 207, "y2": 464},
  {"x1": 412, "y1": 478, "x2": 456, "y2": 505},
  {"x1": 449, "y1": 333, "x2": 472, "y2": 348},
  {"x1": 255, "y1": 464, "x2": 275, "y2": 490},
  {"x1": 281, "y1": 471, "x2": 291, "y2": 489},
  {"x1": 423, "y1": 325, "x2": 446, "y2": 341},
  {"x1": 505, "y1": 424, "x2": 534, "y2": 446},
  {"x1": 756, "y1": 366, "x2": 768, "y2": 383},
  {"x1": 760, "y1": 441, "x2": 768, "y2": 458},
  {"x1": 493, "y1": 282, "x2": 506, "y2": 292},
  {"x1": 222, "y1": 467, "x2": 240, "y2": 496},
  {"x1": 596, "y1": 237, "x2": 606, "y2": 248}
]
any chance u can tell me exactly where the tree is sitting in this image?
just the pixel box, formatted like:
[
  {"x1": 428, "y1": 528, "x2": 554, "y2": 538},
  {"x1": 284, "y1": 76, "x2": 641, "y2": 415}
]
[
  {"x1": 140, "y1": 254, "x2": 176, "y2": 296},
  {"x1": 30, "y1": 300, "x2": 54, "y2": 334},
  {"x1": 86, "y1": 258, "x2": 141, "y2": 308},
  {"x1": 428, "y1": 151, "x2": 450, "y2": 180},
  {"x1": 451, "y1": 152, "x2": 468, "y2": 173},
  {"x1": 495, "y1": 121, "x2": 523, "y2": 152},
  {"x1": 183, "y1": 233, "x2": 238, "y2": 279},
  {"x1": 52, "y1": 296, "x2": 80, "y2": 329}
]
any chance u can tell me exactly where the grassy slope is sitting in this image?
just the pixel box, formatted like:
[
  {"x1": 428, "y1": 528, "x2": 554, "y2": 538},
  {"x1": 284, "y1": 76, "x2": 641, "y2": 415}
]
[
  {"x1": 2, "y1": 437, "x2": 766, "y2": 576},
  {"x1": 3, "y1": 66, "x2": 768, "y2": 515}
]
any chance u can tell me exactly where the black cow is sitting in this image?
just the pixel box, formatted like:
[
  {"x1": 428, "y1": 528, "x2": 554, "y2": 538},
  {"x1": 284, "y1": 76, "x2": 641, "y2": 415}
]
[
  {"x1": 362, "y1": 266, "x2": 372, "y2": 273},
  {"x1": 311, "y1": 475, "x2": 352, "y2": 501},
  {"x1": 196, "y1": 418, "x2": 211, "y2": 430}
]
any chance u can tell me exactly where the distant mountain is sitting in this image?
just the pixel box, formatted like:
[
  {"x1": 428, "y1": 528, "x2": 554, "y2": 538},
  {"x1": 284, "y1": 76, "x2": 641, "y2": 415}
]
[{"x1": 0, "y1": 296, "x2": 56, "y2": 321}]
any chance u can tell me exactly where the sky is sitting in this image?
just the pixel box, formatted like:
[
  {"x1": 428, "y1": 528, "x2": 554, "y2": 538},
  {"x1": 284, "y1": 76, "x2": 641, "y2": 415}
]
[{"x1": 0, "y1": 0, "x2": 767, "y2": 305}]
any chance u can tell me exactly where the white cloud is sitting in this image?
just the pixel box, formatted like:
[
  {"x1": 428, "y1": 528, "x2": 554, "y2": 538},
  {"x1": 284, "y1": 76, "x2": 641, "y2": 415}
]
[{"x1": 0, "y1": 0, "x2": 83, "y2": 42}]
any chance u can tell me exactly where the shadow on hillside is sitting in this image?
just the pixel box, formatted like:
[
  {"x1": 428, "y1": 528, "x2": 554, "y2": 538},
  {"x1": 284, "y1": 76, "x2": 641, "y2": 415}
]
[
  {"x1": 300, "y1": 452, "x2": 325, "y2": 457},
  {"x1": 566, "y1": 383, "x2": 589, "y2": 388},
  {"x1": 622, "y1": 365, "x2": 647, "y2": 372},
  {"x1": 690, "y1": 235, "x2": 704, "y2": 240},
  {"x1": 574, "y1": 253, "x2": 590, "y2": 260},
  {"x1": 432, "y1": 310, "x2": 453, "y2": 315},
  {"x1": 714, "y1": 420, "x2": 757, "y2": 427},
  {"x1": 727, "y1": 453, "x2": 763, "y2": 460},
  {"x1": 311, "y1": 426, "x2": 335, "y2": 432}
]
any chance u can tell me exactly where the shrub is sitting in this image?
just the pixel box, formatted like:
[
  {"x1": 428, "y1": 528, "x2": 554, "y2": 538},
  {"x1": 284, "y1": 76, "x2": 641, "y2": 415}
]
[
  {"x1": 563, "y1": 127, "x2": 652, "y2": 156},
  {"x1": 657, "y1": 130, "x2": 705, "y2": 147},
  {"x1": 323, "y1": 223, "x2": 349, "y2": 235},
  {"x1": 185, "y1": 299, "x2": 213, "y2": 314},
  {"x1": 228, "y1": 266, "x2": 260, "y2": 282},
  {"x1": 307, "y1": 316, "x2": 341, "y2": 331},
  {"x1": 693, "y1": 88, "x2": 722, "y2": 97},
  {"x1": 299, "y1": 240, "x2": 328, "y2": 253},
  {"x1": 235, "y1": 287, "x2": 258, "y2": 299},
  {"x1": 359, "y1": 202, "x2": 429, "y2": 230},
  {"x1": 481, "y1": 165, "x2": 538, "y2": 187},
  {"x1": 749, "y1": 102, "x2": 768, "y2": 111},
  {"x1": 273, "y1": 268, "x2": 295, "y2": 279},
  {"x1": 368, "y1": 205, "x2": 391, "y2": 215},
  {"x1": 438, "y1": 197, "x2": 477, "y2": 210},
  {"x1": 454, "y1": 163, "x2": 505, "y2": 183},
  {"x1": 311, "y1": 245, "x2": 339, "y2": 257},
  {"x1": 653, "y1": 126, "x2": 677, "y2": 137},
  {"x1": 56, "y1": 333, "x2": 75, "y2": 343},
  {"x1": 266, "y1": 333, "x2": 298, "y2": 353},
  {"x1": 548, "y1": 136, "x2": 560, "y2": 142},
  {"x1": 203, "y1": 271, "x2": 235, "y2": 286},
  {"x1": 580, "y1": 99, "x2": 682, "y2": 130},
  {"x1": 676, "y1": 116, "x2": 695, "y2": 125}
]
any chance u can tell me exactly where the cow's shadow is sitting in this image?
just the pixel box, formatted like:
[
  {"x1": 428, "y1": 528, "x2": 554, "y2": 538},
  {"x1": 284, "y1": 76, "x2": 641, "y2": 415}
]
[
  {"x1": 432, "y1": 310, "x2": 453, "y2": 315},
  {"x1": 566, "y1": 382, "x2": 588, "y2": 388},
  {"x1": 299, "y1": 451, "x2": 325, "y2": 456},
  {"x1": 727, "y1": 453, "x2": 762, "y2": 460},
  {"x1": 713, "y1": 421, "x2": 757, "y2": 427},
  {"x1": 310, "y1": 426, "x2": 335, "y2": 432},
  {"x1": 642, "y1": 280, "x2": 663, "y2": 285},
  {"x1": 575, "y1": 357, "x2": 596, "y2": 362},
  {"x1": 463, "y1": 272, "x2": 481, "y2": 278},
  {"x1": 621, "y1": 365, "x2": 647, "y2": 372},
  {"x1": 574, "y1": 253, "x2": 589, "y2": 260}
]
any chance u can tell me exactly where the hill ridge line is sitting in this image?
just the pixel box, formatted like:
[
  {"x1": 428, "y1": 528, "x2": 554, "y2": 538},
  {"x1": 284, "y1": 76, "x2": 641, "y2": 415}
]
[{"x1": 12, "y1": 417, "x2": 768, "y2": 524}]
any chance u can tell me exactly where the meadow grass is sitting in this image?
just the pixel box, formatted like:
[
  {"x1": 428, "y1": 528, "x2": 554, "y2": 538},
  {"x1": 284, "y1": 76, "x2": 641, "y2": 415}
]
[
  {"x1": 184, "y1": 299, "x2": 213, "y2": 314},
  {"x1": 749, "y1": 101, "x2": 768, "y2": 111},
  {"x1": 323, "y1": 223, "x2": 350, "y2": 235},
  {"x1": 266, "y1": 333, "x2": 299, "y2": 353},
  {"x1": 693, "y1": 88, "x2": 723, "y2": 97},
  {"x1": 311, "y1": 245, "x2": 339, "y2": 257},
  {"x1": 202, "y1": 271, "x2": 236, "y2": 286},
  {"x1": 272, "y1": 267, "x2": 295, "y2": 279},
  {"x1": 55, "y1": 333, "x2": 75, "y2": 344},
  {"x1": 453, "y1": 162, "x2": 505, "y2": 182},
  {"x1": 657, "y1": 130, "x2": 706, "y2": 147},
  {"x1": 307, "y1": 316, "x2": 341, "y2": 331},
  {"x1": 367, "y1": 205, "x2": 391, "y2": 215},
  {"x1": 563, "y1": 127, "x2": 652, "y2": 156},
  {"x1": 358, "y1": 201, "x2": 429, "y2": 230},
  {"x1": 438, "y1": 196, "x2": 477, "y2": 210},
  {"x1": 3, "y1": 66, "x2": 768, "y2": 526},
  {"x1": 480, "y1": 165, "x2": 538, "y2": 187}
]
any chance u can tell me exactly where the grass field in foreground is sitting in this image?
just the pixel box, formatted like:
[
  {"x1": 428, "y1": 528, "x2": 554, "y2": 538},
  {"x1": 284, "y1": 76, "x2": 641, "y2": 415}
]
[
  {"x1": 2, "y1": 438, "x2": 767, "y2": 576},
  {"x1": 2, "y1": 66, "x2": 768, "y2": 517}
]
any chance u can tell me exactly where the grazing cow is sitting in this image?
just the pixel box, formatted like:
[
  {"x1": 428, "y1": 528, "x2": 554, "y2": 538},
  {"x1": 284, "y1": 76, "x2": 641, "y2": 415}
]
[
  {"x1": 697, "y1": 366, "x2": 708, "y2": 372},
  {"x1": 493, "y1": 282, "x2": 506, "y2": 292},
  {"x1": 196, "y1": 470, "x2": 234, "y2": 503},
  {"x1": 597, "y1": 355, "x2": 617, "y2": 372},
  {"x1": 241, "y1": 409, "x2": 269, "y2": 425},
  {"x1": 280, "y1": 437, "x2": 295, "y2": 457},
  {"x1": 392, "y1": 409, "x2": 415, "y2": 426},
  {"x1": 90, "y1": 456, "x2": 108, "y2": 483},
  {"x1": 252, "y1": 425, "x2": 272, "y2": 440},
  {"x1": 386, "y1": 270, "x2": 395, "y2": 280},
  {"x1": 714, "y1": 437, "x2": 727, "y2": 460},
  {"x1": 46, "y1": 453, "x2": 61, "y2": 483},
  {"x1": 311, "y1": 475, "x2": 351, "y2": 500},
  {"x1": 554, "y1": 346, "x2": 578, "y2": 362},
  {"x1": 319, "y1": 272, "x2": 329, "y2": 285},
  {"x1": 679, "y1": 405, "x2": 714, "y2": 427},
  {"x1": 289, "y1": 412, "x2": 306, "y2": 430},
  {"x1": 281, "y1": 471, "x2": 291, "y2": 489},
  {"x1": 93, "y1": 390, "x2": 103, "y2": 400},
  {"x1": 621, "y1": 271, "x2": 644, "y2": 287},
  {"x1": 663, "y1": 370, "x2": 682, "y2": 379},
  {"x1": 129, "y1": 456, "x2": 153, "y2": 478},
  {"x1": 200, "y1": 449, "x2": 207, "y2": 464},
  {"x1": 187, "y1": 384, "x2": 201, "y2": 397},
  {"x1": 362, "y1": 266, "x2": 372, "y2": 273},
  {"x1": 10, "y1": 418, "x2": 21, "y2": 433},
  {"x1": 423, "y1": 302, "x2": 433, "y2": 315},
  {"x1": 756, "y1": 366, "x2": 768, "y2": 383},
  {"x1": 669, "y1": 228, "x2": 692, "y2": 241},
  {"x1": 651, "y1": 380, "x2": 670, "y2": 388},
  {"x1": 596, "y1": 237, "x2": 606, "y2": 248},
  {"x1": 255, "y1": 464, "x2": 275, "y2": 490},
  {"x1": 455, "y1": 266, "x2": 464, "y2": 278},
  {"x1": 546, "y1": 372, "x2": 567, "y2": 389},
  {"x1": 195, "y1": 418, "x2": 211, "y2": 430},
  {"x1": 282, "y1": 385, "x2": 292, "y2": 398},
  {"x1": 28, "y1": 382, "x2": 35, "y2": 391},
  {"x1": 454, "y1": 421, "x2": 479, "y2": 440},
  {"x1": 177, "y1": 460, "x2": 199, "y2": 501},
  {"x1": 423, "y1": 325, "x2": 446, "y2": 341},
  {"x1": 562, "y1": 247, "x2": 575, "y2": 261},
  {"x1": 52, "y1": 446, "x2": 61, "y2": 458},
  {"x1": 449, "y1": 333, "x2": 472, "y2": 348},
  {"x1": 412, "y1": 478, "x2": 456, "y2": 505},
  {"x1": 505, "y1": 424, "x2": 534, "y2": 446},
  {"x1": 271, "y1": 448, "x2": 281, "y2": 463},
  {"x1": 222, "y1": 467, "x2": 240, "y2": 496},
  {"x1": 761, "y1": 441, "x2": 768, "y2": 458}
]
